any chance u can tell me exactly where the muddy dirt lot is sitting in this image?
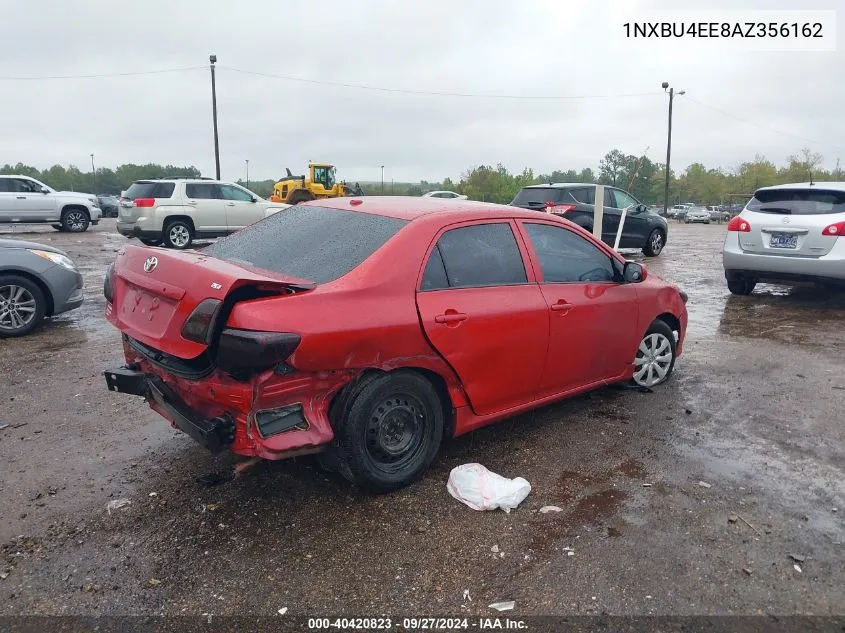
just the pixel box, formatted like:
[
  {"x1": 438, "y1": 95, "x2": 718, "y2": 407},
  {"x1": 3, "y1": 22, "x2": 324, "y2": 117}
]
[{"x1": 1, "y1": 220, "x2": 843, "y2": 618}]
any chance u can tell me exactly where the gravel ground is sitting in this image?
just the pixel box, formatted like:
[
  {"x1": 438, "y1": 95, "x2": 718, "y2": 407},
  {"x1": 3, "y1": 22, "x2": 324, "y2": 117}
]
[{"x1": 0, "y1": 219, "x2": 843, "y2": 619}]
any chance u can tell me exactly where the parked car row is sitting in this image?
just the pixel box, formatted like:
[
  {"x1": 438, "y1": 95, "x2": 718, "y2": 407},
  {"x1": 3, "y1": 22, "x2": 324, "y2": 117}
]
[{"x1": 0, "y1": 175, "x2": 102, "y2": 232}]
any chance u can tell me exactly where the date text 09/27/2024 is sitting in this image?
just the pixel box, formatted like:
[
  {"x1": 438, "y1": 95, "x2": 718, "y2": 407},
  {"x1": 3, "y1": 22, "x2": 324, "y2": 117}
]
[{"x1": 307, "y1": 617, "x2": 528, "y2": 630}]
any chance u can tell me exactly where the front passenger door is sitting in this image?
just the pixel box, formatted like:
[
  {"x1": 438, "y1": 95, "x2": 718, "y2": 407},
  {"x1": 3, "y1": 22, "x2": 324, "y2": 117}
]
[
  {"x1": 219, "y1": 184, "x2": 264, "y2": 230},
  {"x1": 608, "y1": 189, "x2": 648, "y2": 248},
  {"x1": 415, "y1": 221, "x2": 549, "y2": 416},
  {"x1": 519, "y1": 221, "x2": 640, "y2": 394}
]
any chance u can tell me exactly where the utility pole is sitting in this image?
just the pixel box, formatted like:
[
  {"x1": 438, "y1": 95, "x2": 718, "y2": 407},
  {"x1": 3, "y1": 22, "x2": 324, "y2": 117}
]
[
  {"x1": 661, "y1": 82, "x2": 684, "y2": 217},
  {"x1": 210, "y1": 54, "x2": 221, "y2": 180},
  {"x1": 90, "y1": 153, "x2": 96, "y2": 193},
  {"x1": 381, "y1": 166, "x2": 385, "y2": 194},
  {"x1": 245, "y1": 159, "x2": 249, "y2": 188}
]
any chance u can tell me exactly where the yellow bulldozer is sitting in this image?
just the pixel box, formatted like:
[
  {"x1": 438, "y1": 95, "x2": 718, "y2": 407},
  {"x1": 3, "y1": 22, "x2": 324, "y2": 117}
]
[{"x1": 270, "y1": 163, "x2": 364, "y2": 204}]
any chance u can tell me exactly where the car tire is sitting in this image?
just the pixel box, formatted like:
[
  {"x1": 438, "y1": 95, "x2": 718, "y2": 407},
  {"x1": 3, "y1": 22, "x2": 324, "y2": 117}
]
[
  {"x1": 630, "y1": 320, "x2": 677, "y2": 388},
  {"x1": 140, "y1": 239, "x2": 162, "y2": 247},
  {"x1": 727, "y1": 279, "x2": 756, "y2": 295},
  {"x1": 0, "y1": 274, "x2": 47, "y2": 338},
  {"x1": 163, "y1": 220, "x2": 193, "y2": 249},
  {"x1": 333, "y1": 370, "x2": 444, "y2": 492},
  {"x1": 61, "y1": 208, "x2": 90, "y2": 233},
  {"x1": 642, "y1": 229, "x2": 665, "y2": 257}
]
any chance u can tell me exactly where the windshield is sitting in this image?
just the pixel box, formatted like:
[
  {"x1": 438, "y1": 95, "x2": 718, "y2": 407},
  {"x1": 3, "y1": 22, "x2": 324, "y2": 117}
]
[
  {"x1": 511, "y1": 187, "x2": 569, "y2": 206},
  {"x1": 747, "y1": 188, "x2": 845, "y2": 215},
  {"x1": 203, "y1": 205, "x2": 408, "y2": 284}
]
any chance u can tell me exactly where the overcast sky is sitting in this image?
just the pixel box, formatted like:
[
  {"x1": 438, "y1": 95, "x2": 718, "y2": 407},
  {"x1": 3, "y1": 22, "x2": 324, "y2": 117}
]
[{"x1": 1, "y1": 0, "x2": 842, "y2": 184}]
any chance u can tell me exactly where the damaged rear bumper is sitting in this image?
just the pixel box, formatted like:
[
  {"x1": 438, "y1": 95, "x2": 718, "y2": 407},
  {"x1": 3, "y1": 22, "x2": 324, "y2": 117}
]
[{"x1": 104, "y1": 366, "x2": 235, "y2": 453}]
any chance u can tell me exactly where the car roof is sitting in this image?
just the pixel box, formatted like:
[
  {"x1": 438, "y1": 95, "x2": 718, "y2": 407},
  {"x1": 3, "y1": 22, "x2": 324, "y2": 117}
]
[
  {"x1": 754, "y1": 181, "x2": 845, "y2": 193},
  {"x1": 521, "y1": 182, "x2": 598, "y2": 189},
  {"x1": 311, "y1": 195, "x2": 550, "y2": 221}
]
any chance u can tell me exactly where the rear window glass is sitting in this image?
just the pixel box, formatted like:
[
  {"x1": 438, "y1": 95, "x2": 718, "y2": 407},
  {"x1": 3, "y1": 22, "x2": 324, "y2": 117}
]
[
  {"x1": 511, "y1": 187, "x2": 568, "y2": 207},
  {"x1": 747, "y1": 188, "x2": 845, "y2": 215},
  {"x1": 125, "y1": 182, "x2": 175, "y2": 199},
  {"x1": 203, "y1": 206, "x2": 408, "y2": 284}
]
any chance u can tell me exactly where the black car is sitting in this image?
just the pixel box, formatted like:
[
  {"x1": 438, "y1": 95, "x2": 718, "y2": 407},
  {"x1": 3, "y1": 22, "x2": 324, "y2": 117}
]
[
  {"x1": 97, "y1": 195, "x2": 119, "y2": 218},
  {"x1": 510, "y1": 184, "x2": 669, "y2": 256}
]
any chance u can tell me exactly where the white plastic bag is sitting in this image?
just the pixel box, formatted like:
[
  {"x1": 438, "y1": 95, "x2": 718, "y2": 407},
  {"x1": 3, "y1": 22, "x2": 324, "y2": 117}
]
[{"x1": 446, "y1": 463, "x2": 531, "y2": 513}]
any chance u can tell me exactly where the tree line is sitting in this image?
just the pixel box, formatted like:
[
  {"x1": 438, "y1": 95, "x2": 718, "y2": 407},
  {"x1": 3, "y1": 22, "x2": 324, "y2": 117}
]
[{"x1": 4, "y1": 147, "x2": 841, "y2": 205}]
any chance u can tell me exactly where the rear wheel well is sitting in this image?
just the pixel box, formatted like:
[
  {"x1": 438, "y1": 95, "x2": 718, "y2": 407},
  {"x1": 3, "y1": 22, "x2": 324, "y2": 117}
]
[
  {"x1": 329, "y1": 367, "x2": 455, "y2": 437},
  {"x1": 0, "y1": 269, "x2": 54, "y2": 315},
  {"x1": 164, "y1": 215, "x2": 195, "y2": 232}
]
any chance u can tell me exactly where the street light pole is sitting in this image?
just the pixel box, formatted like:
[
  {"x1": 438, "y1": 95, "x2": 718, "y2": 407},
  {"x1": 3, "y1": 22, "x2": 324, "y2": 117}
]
[
  {"x1": 661, "y1": 82, "x2": 684, "y2": 217},
  {"x1": 90, "y1": 153, "x2": 96, "y2": 193},
  {"x1": 210, "y1": 54, "x2": 221, "y2": 180},
  {"x1": 245, "y1": 159, "x2": 249, "y2": 188},
  {"x1": 381, "y1": 165, "x2": 385, "y2": 194}
]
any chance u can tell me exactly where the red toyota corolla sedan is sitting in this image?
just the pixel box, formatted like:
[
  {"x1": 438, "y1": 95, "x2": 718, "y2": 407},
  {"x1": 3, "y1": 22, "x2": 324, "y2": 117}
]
[{"x1": 104, "y1": 197, "x2": 687, "y2": 491}]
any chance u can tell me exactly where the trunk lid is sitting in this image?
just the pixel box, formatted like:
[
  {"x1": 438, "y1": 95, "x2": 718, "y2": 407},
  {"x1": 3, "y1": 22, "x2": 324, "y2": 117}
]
[
  {"x1": 740, "y1": 187, "x2": 845, "y2": 257},
  {"x1": 108, "y1": 244, "x2": 313, "y2": 359}
]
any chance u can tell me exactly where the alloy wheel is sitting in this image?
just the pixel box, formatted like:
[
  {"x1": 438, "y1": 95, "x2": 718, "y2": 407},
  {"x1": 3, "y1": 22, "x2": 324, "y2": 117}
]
[
  {"x1": 0, "y1": 284, "x2": 37, "y2": 332},
  {"x1": 169, "y1": 224, "x2": 190, "y2": 248}
]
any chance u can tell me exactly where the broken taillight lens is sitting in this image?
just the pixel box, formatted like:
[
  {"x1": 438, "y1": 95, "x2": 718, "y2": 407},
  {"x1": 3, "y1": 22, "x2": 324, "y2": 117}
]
[
  {"x1": 181, "y1": 299, "x2": 223, "y2": 345},
  {"x1": 216, "y1": 329, "x2": 301, "y2": 376}
]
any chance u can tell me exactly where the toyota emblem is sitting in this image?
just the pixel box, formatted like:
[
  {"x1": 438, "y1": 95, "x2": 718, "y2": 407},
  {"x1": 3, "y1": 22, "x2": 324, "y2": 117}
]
[
  {"x1": 782, "y1": 217, "x2": 791, "y2": 224},
  {"x1": 143, "y1": 256, "x2": 158, "y2": 273}
]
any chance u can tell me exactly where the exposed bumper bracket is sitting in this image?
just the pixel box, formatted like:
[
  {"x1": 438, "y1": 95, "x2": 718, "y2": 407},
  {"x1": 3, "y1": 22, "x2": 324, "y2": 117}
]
[{"x1": 104, "y1": 367, "x2": 235, "y2": 453}]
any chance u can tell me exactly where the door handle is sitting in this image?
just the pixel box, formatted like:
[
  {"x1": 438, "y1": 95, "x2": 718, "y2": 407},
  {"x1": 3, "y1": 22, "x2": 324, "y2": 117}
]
[
  {"x1": 434, "y1": 312, "x2": 468, "y2": 324},
  {"x1": 226, "y1": 202, "x2": 235, "y2": 206},
  {"x1": 187, "y1": 200, "x2": 197, "y2": 205},
  {"x1": 550, "y1": 300, "x2": 573, "y2": 313},
  {"x1": 16, "y1": 196, "x2": 26, "y2": 199}
]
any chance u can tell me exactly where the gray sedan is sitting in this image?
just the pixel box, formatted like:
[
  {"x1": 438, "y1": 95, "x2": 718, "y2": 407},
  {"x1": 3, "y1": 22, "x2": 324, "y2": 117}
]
[{"x1": 0, "y1": 239, "x2": 84, "y2": 337}]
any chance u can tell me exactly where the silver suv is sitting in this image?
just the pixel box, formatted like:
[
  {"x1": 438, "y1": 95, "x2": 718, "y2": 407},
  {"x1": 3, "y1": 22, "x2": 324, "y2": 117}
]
[
  {"x1": 117, "y1": 178, "x2": 290, "y2": 249},
  {"x1": 723, "y1": 182, "x2": 845, "y2": 294},
  {"x1": 0, "y1": 175, "x2": 101, "y2": 232}
]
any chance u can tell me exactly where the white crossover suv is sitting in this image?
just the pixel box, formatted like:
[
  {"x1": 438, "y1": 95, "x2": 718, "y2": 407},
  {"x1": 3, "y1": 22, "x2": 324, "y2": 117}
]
[
  {"x1": 723, "y1": 182, "x2": 845, "y2": 294},
  {"x1": 116, "y1": 178, "x2": 290, "y2": 249},
  {"x1": 0, "y1": 175, "x2": 101, "y2": 232}
]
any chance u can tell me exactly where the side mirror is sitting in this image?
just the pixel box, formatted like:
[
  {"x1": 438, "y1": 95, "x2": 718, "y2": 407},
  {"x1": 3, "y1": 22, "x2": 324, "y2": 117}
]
[
  {"x1": 40, "y1": 187, "x2": 50, "y2": 194},
  {"x1": 623, "y1": 261, "x2": 647, "y2": 283},
  {"x1": 251, "y1": 196, "x2": 258, "y2": 203}
]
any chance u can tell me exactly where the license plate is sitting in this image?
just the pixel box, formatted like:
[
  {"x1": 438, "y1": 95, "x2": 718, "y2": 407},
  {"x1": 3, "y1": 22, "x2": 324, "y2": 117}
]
[{"x1": 770, "y1": 233, "x2": 798, "y2": 249}]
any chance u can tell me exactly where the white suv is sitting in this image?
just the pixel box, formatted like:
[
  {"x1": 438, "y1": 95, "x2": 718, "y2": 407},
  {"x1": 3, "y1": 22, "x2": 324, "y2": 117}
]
[
  {"x1": 0, "y1": 175, "x2": 102, "y2": 232},
  {"x1": 723, "y1": 182, "x2": 845, "y2": 294},
  {"x1": 117, "y1": 179, "x2": 290, "y2": 249}
]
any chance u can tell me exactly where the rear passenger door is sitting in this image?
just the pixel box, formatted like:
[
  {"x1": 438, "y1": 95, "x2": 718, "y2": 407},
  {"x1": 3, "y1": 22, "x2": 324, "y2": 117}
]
[
  {"x1": 184, "y1": 183, "x2": 226, "y2": 232},
  {"x1": 219, "y1": 184, "x2": 264, "y2": 231},
  {"x1": 415, "y1": 221, "x2": 549, "y2": 416}
]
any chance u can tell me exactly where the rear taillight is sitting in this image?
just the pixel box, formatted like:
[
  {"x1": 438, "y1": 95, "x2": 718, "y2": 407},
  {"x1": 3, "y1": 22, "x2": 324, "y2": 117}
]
[
  {"x1": 727, "y1": 216, "x2": 751, "y2": 232},
  {"x1": 545, "y1": 203, "x2": 577, "y2": 215},
  {"x1": 822, "y1": 221, "x2": 845, "y2": 236},
  {"x1": 134, "y1": 198, "x2": 155, "y2": 207},
  {"x1": 103, "y1": 263, "x2": 114, "y2": 303},
  {"x1": 216, "y1": 329, "x2": 301, "y2": 376},
  {"x1": 181, "y1": 299, "x2": 223, "y2": 345}
]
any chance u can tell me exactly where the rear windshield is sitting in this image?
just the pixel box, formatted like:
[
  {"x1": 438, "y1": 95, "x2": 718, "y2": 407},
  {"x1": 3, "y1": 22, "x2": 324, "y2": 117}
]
[
  {"x1": 203, "y1": 205, "x2": 408, "y2": 284},
  {"x1": 747, "y1": 188, "x2": 845, "y2": 215},
  {"x1": 125, "y1": 181, "x2": 175, "y2": 199},
  {"x1": 511, "y1": 187, "x2": 569, "y2": 206}
]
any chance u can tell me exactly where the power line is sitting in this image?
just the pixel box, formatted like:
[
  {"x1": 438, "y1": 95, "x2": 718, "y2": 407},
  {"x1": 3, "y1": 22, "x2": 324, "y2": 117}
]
[
  {"x1": 221, "y1": 66, "x2": 664, "y2": 101},
  {"x1": 678, "y1": 94, "x2": 845, "y2": 153},
  {"x1": 0, "y1": 66, "x2": 205, "y2": 81}
]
